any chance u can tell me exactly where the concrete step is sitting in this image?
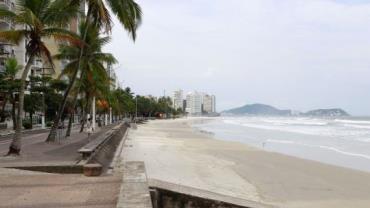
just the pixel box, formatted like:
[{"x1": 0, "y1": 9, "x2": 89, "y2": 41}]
[{"x1": 116, "y1": 161, "x2": 153, "y2": 208}]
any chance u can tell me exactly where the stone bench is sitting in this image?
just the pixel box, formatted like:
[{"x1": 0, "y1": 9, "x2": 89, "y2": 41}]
[
  {"x1": 78, "y1": 129, "x2": 115, "y2": 160},
  {"x1": 83, "y1": 163, "x2": 103, "y2": 177},
  {"x1": 78, "y1": 122, "x2": 129, "y2": 174}
]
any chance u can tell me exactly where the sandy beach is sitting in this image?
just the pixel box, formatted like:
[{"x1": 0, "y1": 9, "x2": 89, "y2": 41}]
[{"x1": 122, "y1": 118, "x2": 370, "y2": 208}]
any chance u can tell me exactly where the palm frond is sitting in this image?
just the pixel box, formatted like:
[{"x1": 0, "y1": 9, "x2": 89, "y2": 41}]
[
  {"x1": 43, "y1": 0, "x2": 80, "y2": 26},
  {"x1": 87, "y1": 0, "x2": 112, "y2": 32},
  {"x1": 106, "y1": 0, "x2": 142, "y2": 40},
  {"x1": 0, "y1": 7, "x2": 17, "y2": 20},
  {"x1": 92, "y1": 53, "x2": 117, "y2": 65}
]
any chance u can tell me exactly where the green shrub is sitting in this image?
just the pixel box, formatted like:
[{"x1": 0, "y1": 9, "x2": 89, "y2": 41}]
[
  {"x1": 46, "y1": 121, "x2": 53, "y2": 127},
  {"x1": 23, "y1": 121, "x2": 32, "y2": 129}
]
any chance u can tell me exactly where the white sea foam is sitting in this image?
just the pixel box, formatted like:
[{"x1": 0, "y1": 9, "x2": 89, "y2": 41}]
[
  {"x1": 266, "y1": 139, "x2": 370, "y2": 160},
  {"x1": 200, "y1": 116, "x2": 370, "y2": 172},
  {"x1": 335, "y1": 119, "x2": 370, "y2": 125},
  {"x1": 223, "y1": 117, "x2": 370, "y2": 138},
  {"x1": 342, "y1": 124, "x2": 370, "y2": 130},
  {"x1": 318, "y1": 145, "x2": 370, "y2": 160}
]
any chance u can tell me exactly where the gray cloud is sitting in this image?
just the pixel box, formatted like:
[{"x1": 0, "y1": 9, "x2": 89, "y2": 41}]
[{"x1": 105, "y1": 0, "x2": 370, "y2": 115}]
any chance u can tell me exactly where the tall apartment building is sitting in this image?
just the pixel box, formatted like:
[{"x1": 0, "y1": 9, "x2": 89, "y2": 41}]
[
  {"x1": 211, "y1": 95, "x2": 216, "y2": 112},
  {"x1": 105, "y1": 64, "x2": 117, "y2": 90},
  {"x1": 0, "y1": 0, "x2": 16, "y2": 73},
  {"x1": 0, "y1": 0, "x2": 85, "y2": 78},
  {"x1": 0, "y1": 0, "x2": 51, "y2": 78},
  {"x1": 172, "y1": 90, "x2": 184, "y2": 111},
  {"x1": 43, "y1": 2, "x2": 85, "y2": 78},
  {"x1": 186, "y1": 91, "x2": 202, "y2": 115},
  {"x1": 203, "y1": 94, "x2": 216, "y2": 114},
  {"x1": 0, "y1": 1, "x2": 85, "y2": 124},
  {"x1": 172, "y1": 89, "x2": 217, "y2": 116}
]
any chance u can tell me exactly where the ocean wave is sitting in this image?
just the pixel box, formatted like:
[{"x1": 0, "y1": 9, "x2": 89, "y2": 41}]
[
  {"x1": 318, "y1": 145, "x2": 370, "y2": 160},
  {"x1": 354, "y1": 137, "x2": 370, "y2": 143},
  {"x1": 262, "y1": 119, "x2": 328, "y2": 126},
  {"x1": 266, "y1": 139, "x2": 370, "y2": 160},
  {"x1": 266, "y1": 139, "x2": 296, "y2": 144},
  {"x1": 342, "y1": 124, "x2": 370, "y2": 130},
  {"x1": 222, "y1": 117, "x2": 370, "y2": 137},
  {"x1": 335, "y1": 119, "x2": 370, "y2": 125}
]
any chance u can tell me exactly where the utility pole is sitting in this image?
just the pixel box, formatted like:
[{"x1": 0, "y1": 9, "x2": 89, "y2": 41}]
[
  {"x1": 135, "y1": 96, "x2": 138, "y2": 123},
  {"x1": 164, "y1": 90, "x2": 167, "y2": 118},
  {"x1": 92, "y1": 96, "x2": 96, "y2": 129}
]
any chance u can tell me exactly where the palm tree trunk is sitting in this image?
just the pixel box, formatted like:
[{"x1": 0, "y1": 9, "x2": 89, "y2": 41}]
[
  {"x1": 30, "y1": 112, "x2": 33, "y2": 129},
  {"x1": 66, "y1": 68, "x2": 86, "y2": 137},
  {"x1": 46, "y1": 9, "x2": 93, "y2": 143},
  {"x1": 80, "y1": 95, "x2": 90, "y2": 133},
  {"x1": 11, "y1": 96, "x2": 16, "y2": 130},
  {"x1": 66, "y1": 112, "x2": 73, "y2": 137},
  {"x1": 7, "y1": 55, "x2": 35, "y2": 155},
  {"x1": 66, "y1": 90, "x2": 80, "y2": 137},
  {"x1": 46, "y1": 65, "x2": 79, "y2": 142},
  {"x1": 0, "y1": 95, "x2": 7, "y2": 122}
]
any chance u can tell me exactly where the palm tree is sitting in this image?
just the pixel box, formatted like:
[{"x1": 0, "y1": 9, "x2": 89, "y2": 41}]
[
  {"x1": 53, "y1": 22, "x2": 116, "y2": 138},
  {"x1": 78, "y1": 64, "x2": 113, "y2": 132},
  {"x1": 0, "y1": 0, "x2": 80, "y2": 155},
  {"x1": 0, "y1": 58, "x2": 22, "y2": 128},
  {"x1": 47, "y1": 0, "x2": 142, "y2": 142}
]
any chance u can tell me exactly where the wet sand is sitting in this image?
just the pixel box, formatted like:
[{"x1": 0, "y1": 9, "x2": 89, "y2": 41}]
[{"x1": 122, "y1": 118, "x2": 370, "y2": 208}]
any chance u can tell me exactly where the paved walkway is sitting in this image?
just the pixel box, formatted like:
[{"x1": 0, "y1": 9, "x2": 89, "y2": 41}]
[
  {"x1": 0, "y1": 123, "x2": 123, "y2": 208},
  {"x1": 0, "y1": 172, "x2": 122, "y2": 208},
  {"x1": 0, "y1": 124, "x2": 116, "y2": 167},
  {"x1": 116, "y1": 161, "x2": 152, "y2": 208}
]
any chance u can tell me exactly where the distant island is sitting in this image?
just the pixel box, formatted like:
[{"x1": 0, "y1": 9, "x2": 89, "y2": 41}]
[
  {"x1": 223, "y1": 103, "x2": 350, "y2": 117},
  {"x1": 303, "y1": 109, "x2": 350, "y2": 117}
]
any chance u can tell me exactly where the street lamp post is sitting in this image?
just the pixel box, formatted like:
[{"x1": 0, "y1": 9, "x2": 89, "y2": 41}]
[
  {"x1": 109, "y1": 107, "x2": 112, "y2": 124},
  {"x1": 135, "y1": 96, "x2": 138, "y2": 123},
  {"x1": 92, "y1": 96, "x2": 96, "y2": 130},
  {"x1": 41, "y1": 92, "x2": 45, "y2": 129}
]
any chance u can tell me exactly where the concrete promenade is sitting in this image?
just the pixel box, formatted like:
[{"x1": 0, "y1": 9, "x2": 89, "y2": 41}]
[
  {"x1": 0, "y1": 124, "x2": 115, "y2": 167},
  {"x1": 0, "y1": 123, "x2": 123, "y2": 208}
]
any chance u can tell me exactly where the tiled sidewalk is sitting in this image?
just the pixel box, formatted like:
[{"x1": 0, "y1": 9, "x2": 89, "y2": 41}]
[{"x1": 0, "y1": 123, "x2": 118, "y2": 167}]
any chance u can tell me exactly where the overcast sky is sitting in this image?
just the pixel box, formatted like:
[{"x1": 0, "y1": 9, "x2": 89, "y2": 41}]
[{"x1": 105, "y1": 0, "x2": 370, "y2": 115}]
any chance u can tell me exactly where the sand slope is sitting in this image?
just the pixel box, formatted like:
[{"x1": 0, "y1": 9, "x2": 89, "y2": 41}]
[{"x1": 121, "y1": 118, "x2": 370, "y2": 208}]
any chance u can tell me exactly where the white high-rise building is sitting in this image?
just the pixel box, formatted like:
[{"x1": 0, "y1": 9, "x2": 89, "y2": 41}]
[
  {"x1": 172, "y1": 90, "x2": 184, "y2": 111},
  {"x1": 186, "y1": 91, "x2": 202, "y2": 115},
  {"x1": 0, "y1": 0, "x2": 16, "y2": 74},
  {"x1": 203, "y1": 94, "x2": 213, "y2": 113},
  {"x1": 203, "y1": 94, "x2": 216, "y2": 114},
  {"x1": 0, "y1": 1, "x2": 85, "y2": 78},
  {"x1": 211, "y1": 95, "x2": 216, "y2": 112}
]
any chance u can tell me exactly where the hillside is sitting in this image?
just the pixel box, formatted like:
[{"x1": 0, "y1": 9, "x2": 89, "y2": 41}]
[
  {"x1": 223, "y1": 104, "x2": 291, "y2": 116},
  {"x1": 223, "y1": 104, "x2": 350, "y2": 117}
]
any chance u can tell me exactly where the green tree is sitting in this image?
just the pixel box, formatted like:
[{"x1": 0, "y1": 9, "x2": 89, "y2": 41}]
[
  {"x1": 0, "y1": 0, "x2": 80, "y2": 155},
  {"x1": 24, "y1": 76, "x2": 41, "y2": 129},
  {"x1": 48, "y1": 22, "x2": 117, "y2": 140},
  {"x1": 0, "y1": 58, "x2": 21, "y2": 127},
  {"x1": 48, "y1": 0, "x2": 142, "y2": 141},
  {"x1": 24, "y1": 93, "x2": 42, "y2": 128}
]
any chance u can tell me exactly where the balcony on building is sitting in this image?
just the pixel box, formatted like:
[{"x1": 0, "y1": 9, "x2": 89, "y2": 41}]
[
  {"x1": 0, "y1": 17, "x2": 13, "y2": 30},
  {"x1": 0, "y1": 0, "x2": 15, "y2": 30},
  {"x1": 0, "y1": 43, "x2": 14, "y2": 58},
  {"x1": 0, "y1": 0, "x2": 14, "y2": 10},
  {"x1": 30, "y1": 58, "x2": 44, "y2": 77},
  {"x1": 0, "y1": 43, "x2": 14, "y2": 73}
]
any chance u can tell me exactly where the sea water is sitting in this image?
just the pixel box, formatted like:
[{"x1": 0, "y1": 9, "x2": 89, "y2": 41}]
[{"x1": 193, "y1": 116, "x2": 370, "y2": 173}]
